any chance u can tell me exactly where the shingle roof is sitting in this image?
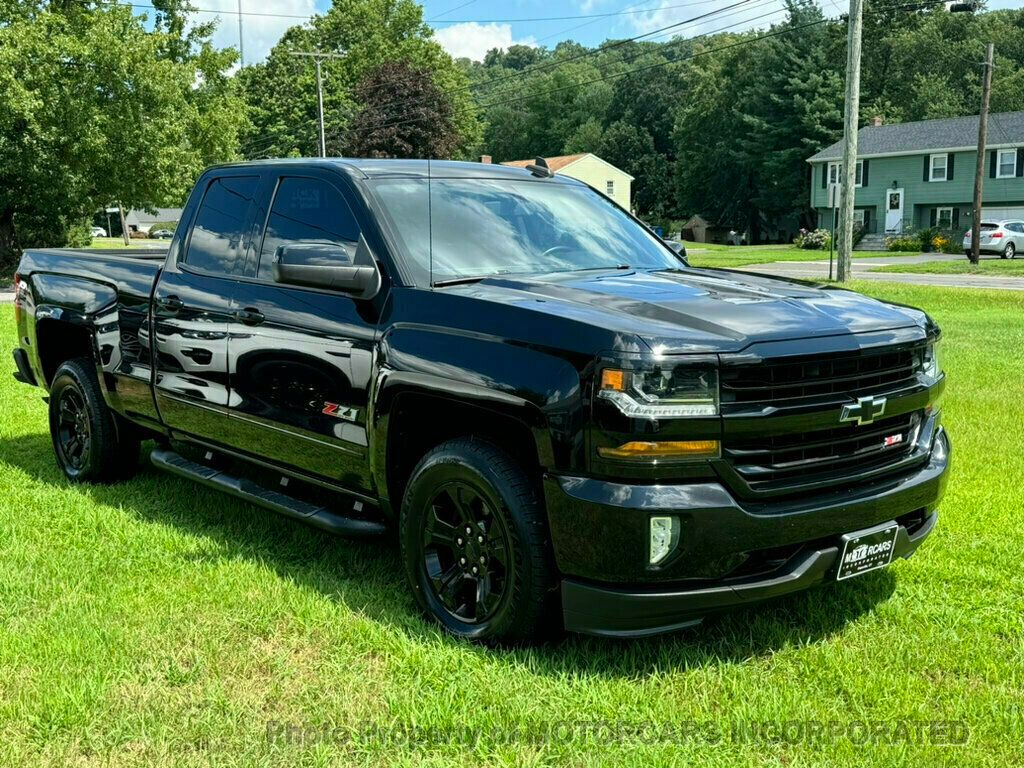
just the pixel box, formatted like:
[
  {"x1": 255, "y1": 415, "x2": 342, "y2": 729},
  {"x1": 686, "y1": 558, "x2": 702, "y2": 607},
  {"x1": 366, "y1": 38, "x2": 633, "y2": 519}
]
[
  {"x1": 500, "y1": 153, "x2": 589, "y2": 171},
  {"x1": 808, "y1": 111, "x2": 1024, "y2": 162}
]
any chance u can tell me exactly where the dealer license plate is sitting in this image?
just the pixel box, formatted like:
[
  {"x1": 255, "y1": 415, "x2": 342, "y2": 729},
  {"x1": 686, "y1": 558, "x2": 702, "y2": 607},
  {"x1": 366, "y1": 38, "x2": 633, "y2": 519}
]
[{"x1": 837, "y1": 522, "x2": 899, "y2": 581}]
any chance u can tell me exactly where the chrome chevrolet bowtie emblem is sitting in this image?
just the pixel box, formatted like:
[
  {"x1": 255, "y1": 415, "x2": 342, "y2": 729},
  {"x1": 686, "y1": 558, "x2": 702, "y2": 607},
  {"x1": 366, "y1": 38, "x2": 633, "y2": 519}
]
[{"x1": 840, "y1": 396, "x2": 887, "y2": 426}]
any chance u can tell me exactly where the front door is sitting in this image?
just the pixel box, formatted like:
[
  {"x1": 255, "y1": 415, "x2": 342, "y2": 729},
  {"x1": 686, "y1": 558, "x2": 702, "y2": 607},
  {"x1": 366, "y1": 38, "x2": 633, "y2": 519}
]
[
  {"x1": 885, "y1": 189, "x2": 904, "y2": 234},
  {"x1": 153, "y1": 173, "x2": 261, "y2": 444},
  {"x1": 224, "y1": 173, "x2": 378, "y2": 491}
]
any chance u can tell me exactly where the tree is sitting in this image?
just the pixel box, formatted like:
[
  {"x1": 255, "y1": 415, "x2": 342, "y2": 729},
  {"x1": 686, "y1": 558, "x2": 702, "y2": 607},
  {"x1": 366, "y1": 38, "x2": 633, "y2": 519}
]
[
  {"x1": 0, "y1": 3, "x2": 244, "y2": 268},
  {"x1": 347, "y1": 61, "x2": 461, "y2": 158},
  {"x1": 238, "y1": 0, "x2": 480, "y2": 160}
]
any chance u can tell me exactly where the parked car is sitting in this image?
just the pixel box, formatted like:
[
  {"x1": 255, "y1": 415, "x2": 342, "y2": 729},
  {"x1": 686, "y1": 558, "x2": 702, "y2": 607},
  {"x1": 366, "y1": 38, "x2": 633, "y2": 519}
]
[
  {"x1": 90, "y1": 226, "x2": 107, "y2": 237},
  {"x1": 150, "y1": 228, "x2": 174, "y2": 239},
  {"x1": 962, "y1": 220, "x2": 1024, "y2": 258},
  {"x1": 11, "y1": 159, "x2": 949, "y2": 644}
]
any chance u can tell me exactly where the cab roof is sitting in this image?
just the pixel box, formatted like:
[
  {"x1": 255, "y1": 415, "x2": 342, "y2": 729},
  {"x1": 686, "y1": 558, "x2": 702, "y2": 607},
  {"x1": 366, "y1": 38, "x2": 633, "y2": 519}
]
[{"x1": 207, "y1": 157, "x2": 582, "y2": 183}]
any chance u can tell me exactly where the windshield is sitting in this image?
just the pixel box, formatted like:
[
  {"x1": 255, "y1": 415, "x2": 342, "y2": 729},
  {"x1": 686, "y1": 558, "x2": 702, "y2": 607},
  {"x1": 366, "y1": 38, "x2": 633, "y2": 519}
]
[{"x1": 368, "y1": 177, "x2": 683, "y2": 286}]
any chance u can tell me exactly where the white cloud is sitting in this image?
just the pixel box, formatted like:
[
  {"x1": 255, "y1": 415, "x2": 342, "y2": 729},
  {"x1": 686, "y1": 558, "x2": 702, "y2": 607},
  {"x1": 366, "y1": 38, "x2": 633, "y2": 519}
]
[
  {"x1": 627, "y1": 0, "x2": 787, "y2": 38},
  {"x1": 198, "y1": 0, "x2": 318, "y2": 65},
  {"x1": 433, "y1": 22, "x2": 537, "y2": 62}
]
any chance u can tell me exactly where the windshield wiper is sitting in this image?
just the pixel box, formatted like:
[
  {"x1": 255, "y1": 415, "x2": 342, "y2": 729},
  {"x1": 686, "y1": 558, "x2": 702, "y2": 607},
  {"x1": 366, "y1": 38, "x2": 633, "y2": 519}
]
[
  {"x1": 433, "y1": 271, "x2": 512, "y2": 287},
  {"x1": 571, "y1": 264, "x2": 631, "y2": 272}
]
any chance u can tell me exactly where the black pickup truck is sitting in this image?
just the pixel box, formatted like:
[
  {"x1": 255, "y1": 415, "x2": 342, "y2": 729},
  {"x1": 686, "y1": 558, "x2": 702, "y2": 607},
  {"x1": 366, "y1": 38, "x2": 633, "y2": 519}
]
[{"x1": 11, "y1": 159, "x2": 949, "y2": 642}]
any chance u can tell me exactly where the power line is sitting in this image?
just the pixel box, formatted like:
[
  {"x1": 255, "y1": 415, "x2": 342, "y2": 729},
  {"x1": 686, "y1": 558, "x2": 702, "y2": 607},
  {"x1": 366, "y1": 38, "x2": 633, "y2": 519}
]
[
  {"x1": 340, "y1": 0, "x2": 762, "y2": 133},
  {"x1": 95, "y1": 0, "x2": 763, "y2": 26},
  {"x1": 327, "y1": 0, "x2": 949, "y2": 148},
  {"x1": 344, "y1": 0, "x2": 781, "y2": 139}
]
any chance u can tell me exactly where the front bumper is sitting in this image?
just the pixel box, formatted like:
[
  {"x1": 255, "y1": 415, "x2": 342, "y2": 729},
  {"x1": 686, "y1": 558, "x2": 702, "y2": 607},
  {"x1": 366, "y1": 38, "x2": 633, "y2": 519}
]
[{"x1": 546, "y1": 428, "x2": 950, "y2": 638}]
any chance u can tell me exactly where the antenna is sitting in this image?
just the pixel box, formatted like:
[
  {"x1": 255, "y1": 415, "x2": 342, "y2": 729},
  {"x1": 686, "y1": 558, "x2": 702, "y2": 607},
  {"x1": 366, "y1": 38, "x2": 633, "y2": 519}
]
[{"x1": 526, "y1": 157, "x2": 554, "y2": 178}]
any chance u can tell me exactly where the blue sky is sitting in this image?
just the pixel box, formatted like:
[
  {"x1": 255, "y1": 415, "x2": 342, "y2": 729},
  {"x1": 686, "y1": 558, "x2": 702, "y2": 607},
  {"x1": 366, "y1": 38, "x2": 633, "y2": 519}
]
[{"x1": 193, "y1": 0, "x2": 1021, "y2": 66}]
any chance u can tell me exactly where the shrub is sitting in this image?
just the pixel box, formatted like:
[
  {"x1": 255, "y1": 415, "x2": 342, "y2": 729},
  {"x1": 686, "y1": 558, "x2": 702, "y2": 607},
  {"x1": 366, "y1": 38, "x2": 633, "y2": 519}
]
[
  {"x1": 793, "y1": 228, "x2": 832, "y2": 250},
  {"x1": 886, "y1": 235, "x2": 920, "y2": 252},
  {"x1": 917, "y1": 226, "x2": 937, "y2": 253}
]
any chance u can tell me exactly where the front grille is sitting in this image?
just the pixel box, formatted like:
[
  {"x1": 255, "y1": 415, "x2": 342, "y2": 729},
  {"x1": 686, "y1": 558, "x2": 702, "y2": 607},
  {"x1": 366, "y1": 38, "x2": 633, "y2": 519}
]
[
  {"x1": 724, "y1": 411, "x2": 922, "y2": 493},
  {"x1": 721, "y1": 345, "x2": 924, "y2": 407}
]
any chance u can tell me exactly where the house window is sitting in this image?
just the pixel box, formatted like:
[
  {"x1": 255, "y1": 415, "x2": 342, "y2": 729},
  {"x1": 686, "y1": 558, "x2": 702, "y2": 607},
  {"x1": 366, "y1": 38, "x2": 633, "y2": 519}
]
[
  {"x1": 936, "y1": 207, "x2": 954, "y2": 229},
  {"x1": 852, "y1": 209, "x2": 866, "y2": 227},
  {"x1": 828, "y1": 161, "x2": 863, "y2": 187},
  {"x1": 929, "y1": 153, "x2": 948, "y2": 182},
  {"x1": 996, "y1": 149, "x2": 1017, "y2": 178},
  {"x1": 606, "y1": 180, "x2": 615, "y2": 196}
]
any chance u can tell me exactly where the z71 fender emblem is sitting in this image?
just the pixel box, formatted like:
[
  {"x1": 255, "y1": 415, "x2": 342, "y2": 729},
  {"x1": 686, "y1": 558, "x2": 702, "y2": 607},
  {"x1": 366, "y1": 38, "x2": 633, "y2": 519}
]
[
  {"x1": 322, "y1": 402, "x2": 358, "y2": 422},
  {"x1": 840, "y1": 396, "x2": 887, "y2": 426}
]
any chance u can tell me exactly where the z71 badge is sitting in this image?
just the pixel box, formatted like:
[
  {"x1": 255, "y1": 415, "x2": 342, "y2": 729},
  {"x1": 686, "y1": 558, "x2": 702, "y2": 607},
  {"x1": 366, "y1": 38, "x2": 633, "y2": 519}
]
[{"x1": 322, "y1": 402, "x2": 358, "y2": 422}]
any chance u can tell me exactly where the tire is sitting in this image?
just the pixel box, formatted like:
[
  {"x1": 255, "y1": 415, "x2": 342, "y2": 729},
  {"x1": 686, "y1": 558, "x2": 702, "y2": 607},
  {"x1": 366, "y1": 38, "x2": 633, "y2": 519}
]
[
  {"x1": 399, "y1": 439, "x2": 557, "y2": 645},
  {"x1": 1004, "y1": 242, "x2": 1016, "y2": 260},
  {"x1": 48, "y1": 357, "x2": 140, "y2": 483}
]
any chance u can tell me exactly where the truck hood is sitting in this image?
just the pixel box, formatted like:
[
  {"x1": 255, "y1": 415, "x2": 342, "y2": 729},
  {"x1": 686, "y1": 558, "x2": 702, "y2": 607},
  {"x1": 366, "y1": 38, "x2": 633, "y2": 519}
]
[{"x1": 452, "y1": 267, "x2": 927, "y2": 353}]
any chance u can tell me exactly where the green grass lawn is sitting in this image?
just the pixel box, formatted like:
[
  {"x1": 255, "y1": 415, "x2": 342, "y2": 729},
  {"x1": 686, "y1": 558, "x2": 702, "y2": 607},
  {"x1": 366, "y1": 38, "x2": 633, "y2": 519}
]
[
  {"x1": 86, "y1": 237, "x2": 167, "y2": 250},
  {"x1": 1, "y1": 286, "x2": 1022, "y2": 766},
  {"x1": 684, "y1": 243, "x2": 923, "y2": 268},
  {"x1": 872, "y1": 258, "x2": 1024, "y2": 276}
]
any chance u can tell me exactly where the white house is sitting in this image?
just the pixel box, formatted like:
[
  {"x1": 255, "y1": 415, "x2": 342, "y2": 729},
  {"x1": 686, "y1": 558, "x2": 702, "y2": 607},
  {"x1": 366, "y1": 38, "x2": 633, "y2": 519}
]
[{"x1": 123, "y1": 207, "x2": 183, "y2": 234}]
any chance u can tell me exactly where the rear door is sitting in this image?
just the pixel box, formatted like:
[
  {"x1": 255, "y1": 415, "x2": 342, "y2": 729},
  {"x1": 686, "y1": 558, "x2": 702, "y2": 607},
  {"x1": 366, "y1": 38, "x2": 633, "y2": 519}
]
[
  {"x1": 152, "y1": 171, "x2": 261, "y2": 444},
  {"x1": 223, "y1": 171, "x2": 379, "y2": 490}
]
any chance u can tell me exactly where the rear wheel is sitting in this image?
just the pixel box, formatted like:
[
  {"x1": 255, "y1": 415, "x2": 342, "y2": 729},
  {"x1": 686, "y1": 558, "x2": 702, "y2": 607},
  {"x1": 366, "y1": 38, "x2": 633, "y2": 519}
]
[
  {"x1": 49, "y1": 358, "x2": 140, "y2": 483},
  {"x1": 399, "y1": 439, "x2": 557, "y2": 644},
  {"x1": 1004, "y1": 242, "x2": 1016, "y2": 259}
]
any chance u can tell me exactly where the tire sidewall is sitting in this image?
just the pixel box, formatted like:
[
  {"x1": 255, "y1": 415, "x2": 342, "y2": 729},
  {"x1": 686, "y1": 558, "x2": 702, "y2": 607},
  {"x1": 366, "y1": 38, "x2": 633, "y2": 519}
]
[
  {"x1": 400, "y1": 443, "x2": 543, "y2": 643},
  {"x1": 49, "y1": 367, "x2": 100, "y2": 482}
]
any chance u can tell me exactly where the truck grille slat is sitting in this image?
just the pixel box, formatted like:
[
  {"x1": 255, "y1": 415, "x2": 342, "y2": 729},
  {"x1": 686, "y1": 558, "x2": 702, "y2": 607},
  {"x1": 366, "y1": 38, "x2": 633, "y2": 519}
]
[
  {"x1": 721, "y1": 345, "x2": 923, "y2": 406},
  {"x1": 724, "y1": 411, "x2": 922, "y2": 494}
]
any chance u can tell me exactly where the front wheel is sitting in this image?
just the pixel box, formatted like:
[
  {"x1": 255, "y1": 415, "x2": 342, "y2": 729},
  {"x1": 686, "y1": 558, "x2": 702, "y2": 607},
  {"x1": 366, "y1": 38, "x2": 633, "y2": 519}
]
[
  {"x1": 49, "y1": 358, "x2": 140, "y2": 483},
  {"x1": 399, "y1": 439, "x2": 557, "y2": 644}
]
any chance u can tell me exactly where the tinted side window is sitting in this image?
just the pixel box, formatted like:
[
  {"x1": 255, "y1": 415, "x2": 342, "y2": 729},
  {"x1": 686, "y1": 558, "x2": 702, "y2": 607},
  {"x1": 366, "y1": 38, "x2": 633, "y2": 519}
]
[
  {"x1": 185, "y1": 175, "x2": 259, "y2": 275},
  {"x1": 259, "y1": 177, "x2": 360, "y2": 279}
]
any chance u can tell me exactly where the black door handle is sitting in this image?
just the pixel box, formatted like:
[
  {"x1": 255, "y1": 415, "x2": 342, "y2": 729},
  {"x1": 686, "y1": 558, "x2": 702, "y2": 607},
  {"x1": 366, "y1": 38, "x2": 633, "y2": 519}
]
[
  {"x1": 235, "y1": 307, "x2": 265, "y2": 326},
  {"x1": 155, "y1": 295, "x2": 183, "y2": 313}
]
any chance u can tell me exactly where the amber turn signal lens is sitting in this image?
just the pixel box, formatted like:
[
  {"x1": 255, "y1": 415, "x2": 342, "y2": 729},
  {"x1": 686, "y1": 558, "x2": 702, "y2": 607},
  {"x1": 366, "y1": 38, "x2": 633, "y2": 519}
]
[
  {"x1": 597, "y1": 440, "x2": 720, "y2": 460},
  {"x1": 601, "y1": 369, "x2": 626, "y2": 392}
]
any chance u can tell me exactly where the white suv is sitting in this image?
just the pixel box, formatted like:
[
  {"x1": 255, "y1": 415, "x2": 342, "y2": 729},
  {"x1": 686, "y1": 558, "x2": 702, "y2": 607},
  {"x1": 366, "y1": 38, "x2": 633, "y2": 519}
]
[{"x1": 962, "y1": 220, "x2": 1024, "y2": 259}]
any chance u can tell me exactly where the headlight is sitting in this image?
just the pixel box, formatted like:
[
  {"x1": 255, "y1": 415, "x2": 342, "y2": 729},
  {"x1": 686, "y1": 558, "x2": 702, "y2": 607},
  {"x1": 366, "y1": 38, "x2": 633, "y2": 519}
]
[
  {"x1": 922, "y1": 342, "x2": 942, "y2": 382},
  {"x1": 598, "y1": 364, "x2": 719, "y2": 418}
]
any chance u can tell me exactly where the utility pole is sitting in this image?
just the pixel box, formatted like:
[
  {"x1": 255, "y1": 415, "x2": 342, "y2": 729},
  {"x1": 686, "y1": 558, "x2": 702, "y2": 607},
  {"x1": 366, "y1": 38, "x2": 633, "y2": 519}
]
[
  {"x1": 969, "y1": 43, "x2": 994, "y2": 265},
  {"x1": 237, "y1": 0, "x2": 245, "y2": 68},
  {"x1": 836, "y1": 0, "x2": 864, "y2": 283},
  {"x1": 288, "y1": 51, "x2": 346, "y2": 158}
]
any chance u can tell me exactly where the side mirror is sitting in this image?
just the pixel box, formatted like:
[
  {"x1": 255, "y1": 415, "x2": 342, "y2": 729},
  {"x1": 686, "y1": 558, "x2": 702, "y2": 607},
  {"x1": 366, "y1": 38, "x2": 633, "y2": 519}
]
[
  {"x1": 664, "y1": 238, "x2": 689, "y2": 264},
  {"x1": 273, "y1": 234, "x2": 381, "y2": 299}
]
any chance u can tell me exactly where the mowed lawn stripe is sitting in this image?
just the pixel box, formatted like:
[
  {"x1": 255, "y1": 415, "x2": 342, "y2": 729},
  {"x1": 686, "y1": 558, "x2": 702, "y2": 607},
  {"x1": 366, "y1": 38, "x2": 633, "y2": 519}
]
[{"x1": 0, "y1": 286, "x2": 1021, "y2": 766}]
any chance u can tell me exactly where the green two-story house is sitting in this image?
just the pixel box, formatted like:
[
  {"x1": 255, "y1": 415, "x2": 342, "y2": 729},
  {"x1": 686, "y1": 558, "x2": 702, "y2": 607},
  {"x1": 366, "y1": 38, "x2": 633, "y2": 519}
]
[{"x1": 808, "y1": 111, "x2": 1024, "y2": 240}]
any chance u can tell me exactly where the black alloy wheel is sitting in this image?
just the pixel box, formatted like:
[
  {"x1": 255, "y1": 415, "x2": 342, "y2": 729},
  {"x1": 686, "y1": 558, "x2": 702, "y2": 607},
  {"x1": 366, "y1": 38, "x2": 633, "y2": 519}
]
[
  {"x1": 55, "y1": 386, "x2": 91, "y2": 472},
  {"x1": 400, "y1": 439, "x2": 557, "y2": 644},
  {"x1": 48, "y1": 357, "x2": 140, "y2": 483},
  {"x1": 422, "y1": 480, "x2": 511, "y2": 624}
]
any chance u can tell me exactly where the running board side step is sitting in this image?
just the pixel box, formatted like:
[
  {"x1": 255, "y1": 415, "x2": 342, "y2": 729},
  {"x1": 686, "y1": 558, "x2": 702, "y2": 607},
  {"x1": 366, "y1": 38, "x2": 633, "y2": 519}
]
[{"x1": 150, "y1": 448, "x2": 386, "y2": 538}]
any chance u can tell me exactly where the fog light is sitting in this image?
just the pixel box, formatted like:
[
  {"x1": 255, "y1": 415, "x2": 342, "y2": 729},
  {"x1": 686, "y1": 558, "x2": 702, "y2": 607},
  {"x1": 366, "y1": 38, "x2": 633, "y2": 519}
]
[
  {"x1": 932, "y1": 429, "x2": 948, "y2": 462},
  {"x1": 650, "y1": 516, "x2": 680, "y2": 565}
]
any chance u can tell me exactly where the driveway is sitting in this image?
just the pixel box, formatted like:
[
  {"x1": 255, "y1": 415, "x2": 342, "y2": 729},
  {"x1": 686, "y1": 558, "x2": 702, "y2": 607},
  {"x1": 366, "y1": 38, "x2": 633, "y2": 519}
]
[{"x1": 744, "y1": 253, "x2": 1024, "y2": 291}]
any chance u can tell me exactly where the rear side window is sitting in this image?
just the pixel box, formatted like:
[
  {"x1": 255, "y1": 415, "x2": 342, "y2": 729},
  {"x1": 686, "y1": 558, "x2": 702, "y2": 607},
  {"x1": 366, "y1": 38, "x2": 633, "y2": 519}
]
[
  {"x1": 258, "y1": 177, "x2": 360, "y2": 279},
  {"x1": 185, "y1": 175, "x2": 259, "y2": 275}
]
